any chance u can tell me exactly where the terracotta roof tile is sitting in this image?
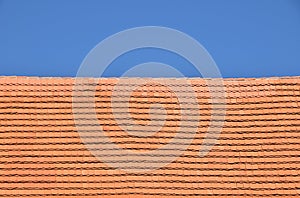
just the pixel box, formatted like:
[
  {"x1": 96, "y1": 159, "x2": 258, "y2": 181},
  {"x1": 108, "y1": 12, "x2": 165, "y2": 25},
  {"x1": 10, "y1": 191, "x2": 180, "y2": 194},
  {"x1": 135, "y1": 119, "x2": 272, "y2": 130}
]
[{"x1": 0, "y1": 76, "x2": 300, "y2": 197}]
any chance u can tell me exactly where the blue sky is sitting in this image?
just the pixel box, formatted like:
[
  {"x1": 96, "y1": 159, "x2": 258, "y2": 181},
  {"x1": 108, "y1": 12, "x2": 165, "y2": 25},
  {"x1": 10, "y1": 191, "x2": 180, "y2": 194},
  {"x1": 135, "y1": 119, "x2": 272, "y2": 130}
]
[{"x1": 0, "y1": 0, "x2": 299, "y2": 78}]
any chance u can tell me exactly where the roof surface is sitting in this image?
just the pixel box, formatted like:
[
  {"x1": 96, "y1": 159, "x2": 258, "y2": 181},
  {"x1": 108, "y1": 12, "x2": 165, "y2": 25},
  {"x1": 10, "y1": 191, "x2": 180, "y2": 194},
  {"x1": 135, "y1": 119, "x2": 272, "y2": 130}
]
[{"x1": 0, "y1": 76, "x2": 299, "y2": 197}]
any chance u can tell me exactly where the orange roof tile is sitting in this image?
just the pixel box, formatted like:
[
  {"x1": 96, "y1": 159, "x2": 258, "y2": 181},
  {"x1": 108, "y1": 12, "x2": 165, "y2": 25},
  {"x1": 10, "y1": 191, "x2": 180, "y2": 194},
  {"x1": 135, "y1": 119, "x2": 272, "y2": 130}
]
[{"x1": 0, "y1": 76, "x2": 299, "y2": 197}]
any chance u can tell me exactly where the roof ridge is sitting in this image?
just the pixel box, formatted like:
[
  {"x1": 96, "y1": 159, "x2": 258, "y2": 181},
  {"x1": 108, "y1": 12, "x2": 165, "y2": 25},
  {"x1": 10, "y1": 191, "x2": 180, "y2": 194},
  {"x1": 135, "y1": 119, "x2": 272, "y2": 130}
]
[{"x1": 0, "y1": 75, "x2": 300, "y2": 81}]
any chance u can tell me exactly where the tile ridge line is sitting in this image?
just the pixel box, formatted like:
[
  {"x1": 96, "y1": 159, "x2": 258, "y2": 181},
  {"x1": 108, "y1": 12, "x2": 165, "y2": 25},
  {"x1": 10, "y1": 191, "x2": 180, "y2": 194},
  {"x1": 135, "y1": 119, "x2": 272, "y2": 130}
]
[{"x1": 0, "y1": 75, "x2": 300, "y2": 81}]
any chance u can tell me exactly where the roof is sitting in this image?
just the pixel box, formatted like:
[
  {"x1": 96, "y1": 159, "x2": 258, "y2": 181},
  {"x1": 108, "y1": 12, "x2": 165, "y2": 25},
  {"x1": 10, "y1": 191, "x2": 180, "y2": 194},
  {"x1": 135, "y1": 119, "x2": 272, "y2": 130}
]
[{"x1": 0, "y1": 76, "x2": 299, "y2": 197}]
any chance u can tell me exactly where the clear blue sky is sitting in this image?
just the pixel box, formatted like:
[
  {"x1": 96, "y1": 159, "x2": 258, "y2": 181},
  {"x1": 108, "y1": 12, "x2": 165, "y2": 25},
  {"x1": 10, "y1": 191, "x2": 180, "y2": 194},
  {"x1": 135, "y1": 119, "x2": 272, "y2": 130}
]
[{"x1": 0, "y1": 0, "x2": 299, "y2": 78}]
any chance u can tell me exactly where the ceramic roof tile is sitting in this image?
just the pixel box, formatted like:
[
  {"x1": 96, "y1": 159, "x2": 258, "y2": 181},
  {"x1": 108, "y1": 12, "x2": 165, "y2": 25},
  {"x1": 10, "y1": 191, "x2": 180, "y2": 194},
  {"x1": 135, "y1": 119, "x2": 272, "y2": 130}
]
[{"x1": 0, "y1": 76, "x2": 300, "y2": 197}]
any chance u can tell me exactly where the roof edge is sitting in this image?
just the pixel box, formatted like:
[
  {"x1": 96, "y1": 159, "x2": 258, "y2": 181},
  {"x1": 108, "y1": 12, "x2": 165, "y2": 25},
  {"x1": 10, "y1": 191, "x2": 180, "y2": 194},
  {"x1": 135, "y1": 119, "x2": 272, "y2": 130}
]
[{"x1": 0, "y1": 75, "x2": 300, "y2": 81}]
